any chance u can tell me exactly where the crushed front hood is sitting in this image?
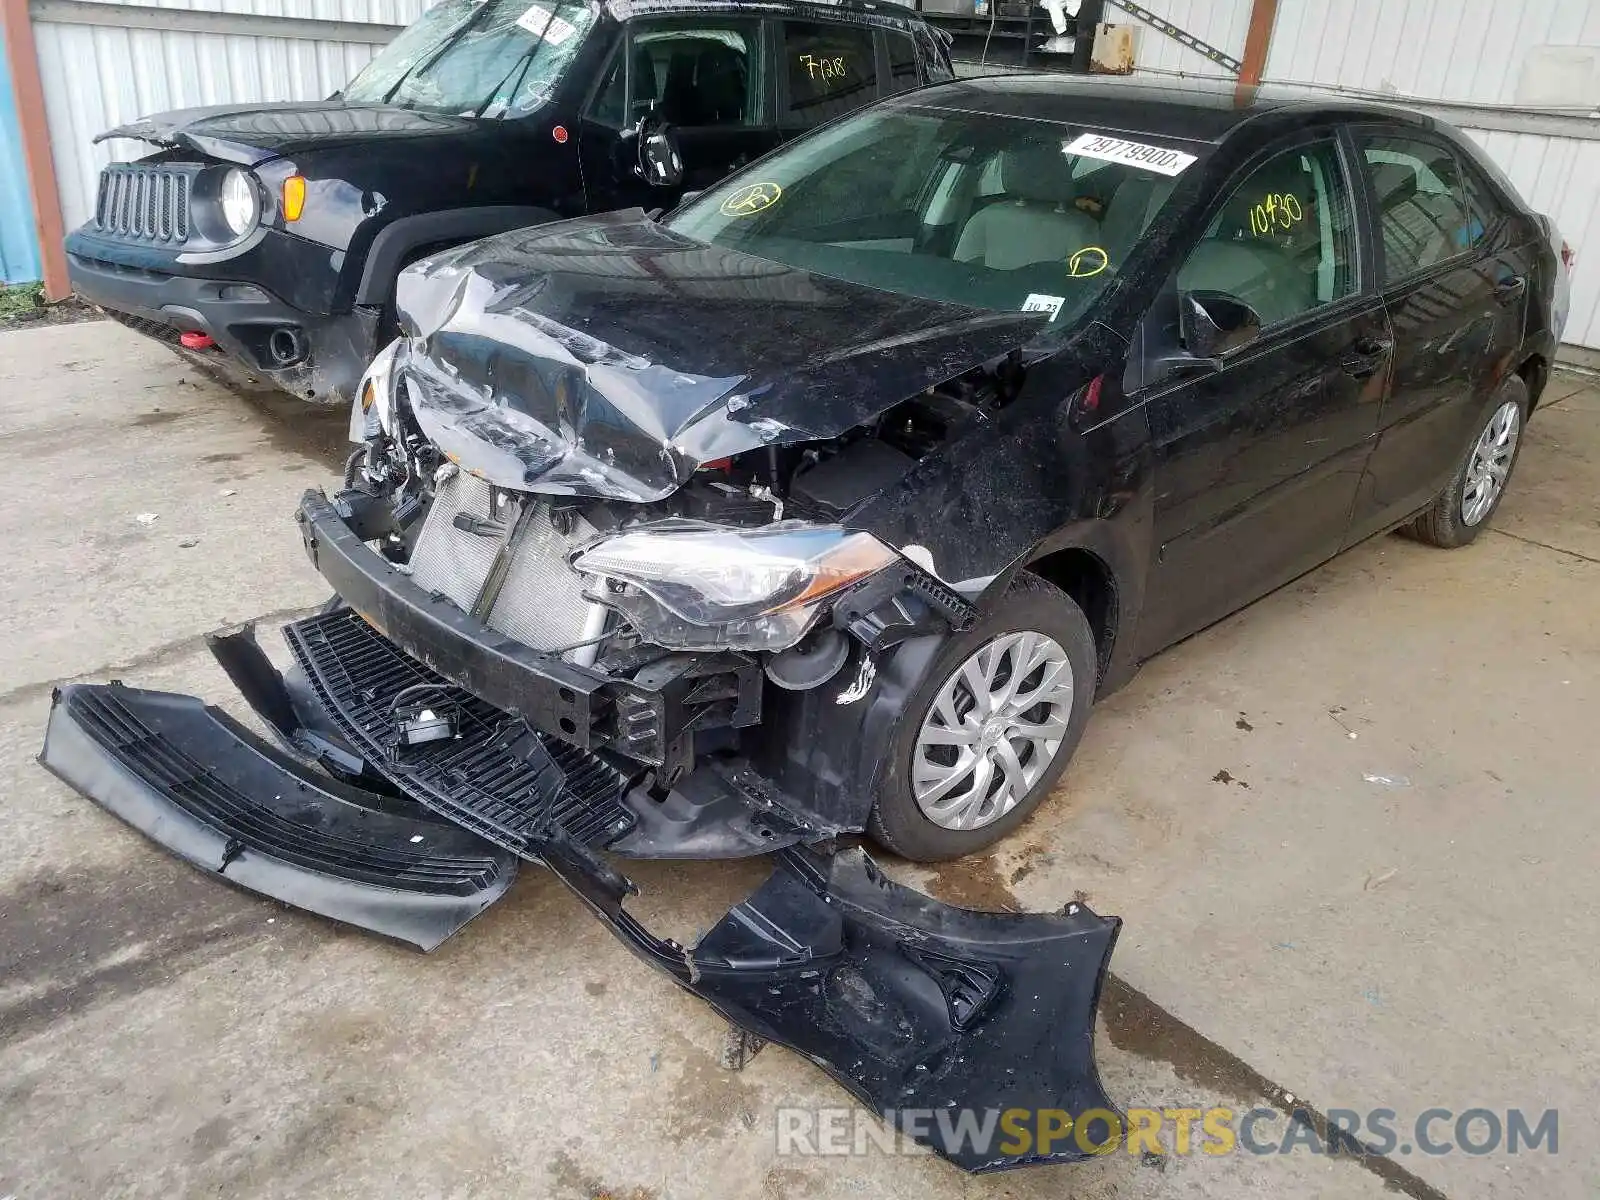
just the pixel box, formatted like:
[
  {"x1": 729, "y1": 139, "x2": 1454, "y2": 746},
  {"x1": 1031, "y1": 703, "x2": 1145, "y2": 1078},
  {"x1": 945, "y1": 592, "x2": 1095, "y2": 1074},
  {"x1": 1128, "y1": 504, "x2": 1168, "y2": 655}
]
[
  {"x1": 96, "y1": 102, "x2": 476, "y2": 166},
  {"x1": 392, "y1": 212, "x2": 1046, "y2": 501}
]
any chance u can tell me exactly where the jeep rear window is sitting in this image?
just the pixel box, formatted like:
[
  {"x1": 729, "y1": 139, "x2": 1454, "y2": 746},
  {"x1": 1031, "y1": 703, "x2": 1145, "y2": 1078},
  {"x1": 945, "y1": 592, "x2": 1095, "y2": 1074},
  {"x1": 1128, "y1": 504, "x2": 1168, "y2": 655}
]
[{"x1": 344, "y1": 0, "x2": 597, "y2": 117}]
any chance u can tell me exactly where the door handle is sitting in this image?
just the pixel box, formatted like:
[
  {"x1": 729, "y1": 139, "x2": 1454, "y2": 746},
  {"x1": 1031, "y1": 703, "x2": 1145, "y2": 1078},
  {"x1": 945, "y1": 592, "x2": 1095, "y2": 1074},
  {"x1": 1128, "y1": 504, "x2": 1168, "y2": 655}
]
[
  {"x1": 1494, "y1": 276, "x2": 1528, "y2": 305},
  {"x1": 1341, "y1": 336, "x2": 1391, "y2": 379}
]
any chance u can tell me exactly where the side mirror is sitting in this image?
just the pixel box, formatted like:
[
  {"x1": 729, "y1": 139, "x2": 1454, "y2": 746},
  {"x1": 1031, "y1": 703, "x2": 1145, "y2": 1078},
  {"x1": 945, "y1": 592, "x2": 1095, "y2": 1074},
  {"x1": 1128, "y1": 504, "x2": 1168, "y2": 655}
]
[
  {"x1": 623, "y1": 108, "x2": 683, "y2": 189},
  {"x1": 1179, "y1": 290, "x2": 1262, "y2": 360}
]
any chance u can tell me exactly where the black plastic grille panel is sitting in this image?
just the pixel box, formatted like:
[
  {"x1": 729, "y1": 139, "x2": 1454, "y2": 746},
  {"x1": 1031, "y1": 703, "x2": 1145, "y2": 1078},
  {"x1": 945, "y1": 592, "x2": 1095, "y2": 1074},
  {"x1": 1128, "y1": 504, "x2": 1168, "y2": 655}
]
[
  {"x1": 285, "y1": 610, "x2": 633, "y2": 856},
  {"x1": 62, "y1": 686, "x2": 506, "y2": 895},
  {"x1": 95, "y1": 165, "x2": 191, "y2": 243}
]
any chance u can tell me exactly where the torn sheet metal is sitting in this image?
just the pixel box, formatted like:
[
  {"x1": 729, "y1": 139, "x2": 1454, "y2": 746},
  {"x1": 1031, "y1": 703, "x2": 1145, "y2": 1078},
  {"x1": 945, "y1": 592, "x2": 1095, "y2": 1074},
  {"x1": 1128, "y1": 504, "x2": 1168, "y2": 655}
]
[{"x1": 390, "y1": 212, "x2": 1042, "y2": 500}]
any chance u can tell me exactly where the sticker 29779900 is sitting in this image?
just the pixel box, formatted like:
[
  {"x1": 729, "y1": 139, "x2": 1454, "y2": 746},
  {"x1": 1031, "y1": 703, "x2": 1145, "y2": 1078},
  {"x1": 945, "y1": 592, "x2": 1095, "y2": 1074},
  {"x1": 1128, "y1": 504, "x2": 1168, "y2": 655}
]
[{"x1": 1064, "y1": 132, "x2": 1197, "y2": 177}]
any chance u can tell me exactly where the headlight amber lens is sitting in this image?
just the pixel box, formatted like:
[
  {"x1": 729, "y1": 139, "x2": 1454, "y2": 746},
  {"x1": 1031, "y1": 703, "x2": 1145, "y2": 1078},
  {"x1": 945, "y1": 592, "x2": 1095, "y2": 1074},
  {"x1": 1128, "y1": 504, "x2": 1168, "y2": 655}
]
[{"x1": 282, "y1": 175, "x2": 306, "y2": 222}]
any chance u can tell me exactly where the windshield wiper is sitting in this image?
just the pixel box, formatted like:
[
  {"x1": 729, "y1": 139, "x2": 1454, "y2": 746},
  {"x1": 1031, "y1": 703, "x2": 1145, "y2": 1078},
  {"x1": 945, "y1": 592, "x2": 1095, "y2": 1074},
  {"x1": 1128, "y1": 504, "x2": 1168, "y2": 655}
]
[
  {"x1": 470, "y1": 1, "x2": 579, "y2": 117},
  {"x1": 381, "y1": 3, "x2": 498, "y2": 105}
]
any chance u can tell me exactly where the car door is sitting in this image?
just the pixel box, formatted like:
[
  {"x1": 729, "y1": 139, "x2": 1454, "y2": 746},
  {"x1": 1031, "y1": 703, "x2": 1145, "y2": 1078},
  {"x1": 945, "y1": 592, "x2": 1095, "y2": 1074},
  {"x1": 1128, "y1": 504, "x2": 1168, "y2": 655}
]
[
  {"x1": 577, "y1": 15, "x2": 775, "y2": 212},
  {"x1": 1136, "y1": 133, "x2": 1392, "y2": 655},
  {"x1": 775, "y1": 18, "x2": 882, "y2": 144},
  {"x1": 1343, "y1": 129, "x2": 1535, "y2": 543}
]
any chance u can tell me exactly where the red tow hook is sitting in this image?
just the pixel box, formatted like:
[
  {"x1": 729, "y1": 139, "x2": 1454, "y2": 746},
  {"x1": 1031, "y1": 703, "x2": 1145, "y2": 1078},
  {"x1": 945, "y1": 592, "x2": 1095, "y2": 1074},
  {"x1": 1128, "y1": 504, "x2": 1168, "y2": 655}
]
[{"x1": 179, "y1": 331, "x2": 215, "y2": 350}]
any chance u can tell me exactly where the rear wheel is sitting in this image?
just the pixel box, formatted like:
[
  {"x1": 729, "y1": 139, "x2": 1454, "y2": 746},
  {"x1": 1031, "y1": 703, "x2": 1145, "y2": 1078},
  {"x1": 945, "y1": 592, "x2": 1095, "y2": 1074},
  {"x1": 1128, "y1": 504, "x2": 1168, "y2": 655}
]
[
  {"x1": 1404, "y1": 376, "x2": 1528, "y2": 548},
  {"x1": 868, "y1": 573, "x2": 1096, "y2": 862}
]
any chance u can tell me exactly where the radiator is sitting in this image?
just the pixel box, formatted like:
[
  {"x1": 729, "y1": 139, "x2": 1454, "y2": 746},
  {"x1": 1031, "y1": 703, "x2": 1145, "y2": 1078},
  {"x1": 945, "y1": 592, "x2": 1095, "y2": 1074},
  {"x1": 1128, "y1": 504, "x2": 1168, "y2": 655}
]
[{"x1": 406, "y1": 472, "x2": 598, "y2": 654}]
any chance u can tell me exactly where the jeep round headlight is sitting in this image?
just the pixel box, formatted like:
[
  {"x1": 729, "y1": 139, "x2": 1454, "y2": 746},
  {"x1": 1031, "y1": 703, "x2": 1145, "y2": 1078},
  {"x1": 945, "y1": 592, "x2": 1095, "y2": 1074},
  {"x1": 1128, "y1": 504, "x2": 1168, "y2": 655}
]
[{"x1": 219, "y1": 168, "x2": 260, "y2": 236}]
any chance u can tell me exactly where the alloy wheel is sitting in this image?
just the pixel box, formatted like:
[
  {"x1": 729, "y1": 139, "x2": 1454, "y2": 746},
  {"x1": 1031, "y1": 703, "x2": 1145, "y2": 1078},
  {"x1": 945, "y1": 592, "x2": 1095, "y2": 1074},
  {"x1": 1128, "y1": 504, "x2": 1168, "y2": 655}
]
[
  {"x1": 1462, "y1": 399, "x2": 1521, "y2": 526},
  {"x1": 912, "y1": 630, "x2": 1076, "y2": 831}
]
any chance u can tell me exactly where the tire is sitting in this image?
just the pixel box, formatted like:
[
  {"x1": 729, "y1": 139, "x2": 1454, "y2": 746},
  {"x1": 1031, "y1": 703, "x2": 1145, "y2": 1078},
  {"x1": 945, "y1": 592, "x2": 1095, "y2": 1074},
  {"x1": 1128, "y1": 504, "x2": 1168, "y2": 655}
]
[
  {"x1": 1404, "y1": 375, "x2": 1529, "y2": 549},
  {"x1": 868, "y1": 573, "x2": 1097, "y2": 862}
]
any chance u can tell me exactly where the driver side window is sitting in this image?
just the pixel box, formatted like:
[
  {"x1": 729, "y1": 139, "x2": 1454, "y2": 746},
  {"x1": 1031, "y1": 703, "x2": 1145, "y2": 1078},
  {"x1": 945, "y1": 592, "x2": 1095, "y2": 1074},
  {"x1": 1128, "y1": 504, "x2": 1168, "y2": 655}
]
[
  {"x1": 1178, "y1": 140, "x2": 1356, "y2": 331},
  {"x1": 590, "y1": 19, "x2": 759, "y2": 130}
]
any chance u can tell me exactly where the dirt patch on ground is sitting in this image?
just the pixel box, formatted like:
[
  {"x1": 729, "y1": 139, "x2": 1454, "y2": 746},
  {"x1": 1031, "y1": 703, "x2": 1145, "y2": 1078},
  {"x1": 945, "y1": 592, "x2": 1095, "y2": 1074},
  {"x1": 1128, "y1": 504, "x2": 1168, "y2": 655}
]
[
  {"x1": 547, "y1": 1150, "x2": 658, "y2": 1200},
  {"x1": 1099, "y1": 973, "x2": 1273, "y2": 1104},
  {"x1": 922, "y1": 853, "x2": 1019, "y2": 911},
  {"x1": 662, "y1": 1028, "x2": 762, "y2": 1144},
  {"x1": 0, "y1": 287, "x2": 103, "y2": 330}
]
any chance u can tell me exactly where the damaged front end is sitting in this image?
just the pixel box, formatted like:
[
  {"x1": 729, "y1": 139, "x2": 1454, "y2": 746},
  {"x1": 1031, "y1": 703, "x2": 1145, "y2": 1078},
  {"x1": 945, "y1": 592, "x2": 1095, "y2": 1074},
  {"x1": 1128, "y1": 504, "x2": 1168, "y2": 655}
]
[{"x1": 39, "y1": 220, "x2": 1123, "y2": 1171}]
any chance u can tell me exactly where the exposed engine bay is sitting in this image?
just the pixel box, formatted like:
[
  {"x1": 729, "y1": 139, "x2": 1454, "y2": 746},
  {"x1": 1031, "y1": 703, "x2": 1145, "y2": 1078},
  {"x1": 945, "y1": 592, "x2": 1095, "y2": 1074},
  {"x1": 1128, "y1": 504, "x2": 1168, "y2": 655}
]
[{"x1": 329, "y1": 326, "x2": 1026, "y2": 813}]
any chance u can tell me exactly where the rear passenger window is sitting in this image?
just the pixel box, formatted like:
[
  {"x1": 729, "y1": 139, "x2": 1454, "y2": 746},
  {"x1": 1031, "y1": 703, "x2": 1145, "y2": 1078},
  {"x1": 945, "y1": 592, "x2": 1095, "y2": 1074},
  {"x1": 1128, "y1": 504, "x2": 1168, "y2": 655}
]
[
  {"x1": 1362, "y1": 137, "x2": 1482, "y2": 282},
  {"x1": 1177, "y1": 141, "x2": 1356, "y2": 329},
  {"x1": 782, "y1": 21, "x2": 878, "y2": 129},
  {"x1": 885, "y1": 31, "x2": 919, "y2": 94},
  {"x1": 1463, "y1": 164, "x2": 1513, "y2": 239}
]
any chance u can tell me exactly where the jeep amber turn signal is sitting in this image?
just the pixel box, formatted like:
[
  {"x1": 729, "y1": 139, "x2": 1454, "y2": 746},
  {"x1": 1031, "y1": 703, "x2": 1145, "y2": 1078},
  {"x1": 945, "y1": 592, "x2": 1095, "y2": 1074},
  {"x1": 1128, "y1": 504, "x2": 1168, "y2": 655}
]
[{"x1": 282, "y1": 175, "x2": 307, "y2": 222}]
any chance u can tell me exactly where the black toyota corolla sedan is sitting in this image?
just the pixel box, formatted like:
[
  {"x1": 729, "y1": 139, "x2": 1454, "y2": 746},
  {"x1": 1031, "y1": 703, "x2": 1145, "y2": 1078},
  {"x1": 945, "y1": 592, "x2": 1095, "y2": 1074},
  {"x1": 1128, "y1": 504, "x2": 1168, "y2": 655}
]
[{"x1": 42, "y1": 74, "x2": 1566, "y2": 1172}]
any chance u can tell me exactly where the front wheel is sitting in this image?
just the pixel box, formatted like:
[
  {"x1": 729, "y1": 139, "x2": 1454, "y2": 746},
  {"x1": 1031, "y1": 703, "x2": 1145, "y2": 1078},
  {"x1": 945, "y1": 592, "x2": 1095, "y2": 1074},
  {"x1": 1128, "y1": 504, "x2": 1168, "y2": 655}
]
[
  {"x1": 1404, "y1": 376, "x2": 1529, "y2": 548},
  {"x1": 868, "y1": 573, "x2": 1097, "y2": 862}
]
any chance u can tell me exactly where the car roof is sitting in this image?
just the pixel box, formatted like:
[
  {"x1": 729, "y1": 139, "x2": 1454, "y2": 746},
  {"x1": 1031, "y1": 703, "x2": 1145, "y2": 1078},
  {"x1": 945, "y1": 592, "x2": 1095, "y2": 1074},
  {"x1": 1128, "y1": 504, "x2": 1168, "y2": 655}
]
[
  {"x1": 894, "y1": 73, "x2": 1436, "y2": 145},
  {"x1": 606, "y1": 0, "x2": 925, "y2": 26}
]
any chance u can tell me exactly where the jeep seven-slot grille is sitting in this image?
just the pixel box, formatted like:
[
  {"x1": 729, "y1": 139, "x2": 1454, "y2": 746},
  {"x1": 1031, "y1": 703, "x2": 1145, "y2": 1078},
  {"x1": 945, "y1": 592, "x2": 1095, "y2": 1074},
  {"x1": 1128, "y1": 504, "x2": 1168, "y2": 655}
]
[
  {"x1": 95, "y1": 165, "x2": 191, "y2": 243},
  {"x1": 285, "y1": 610, "x2": 634, "y2": 856}
]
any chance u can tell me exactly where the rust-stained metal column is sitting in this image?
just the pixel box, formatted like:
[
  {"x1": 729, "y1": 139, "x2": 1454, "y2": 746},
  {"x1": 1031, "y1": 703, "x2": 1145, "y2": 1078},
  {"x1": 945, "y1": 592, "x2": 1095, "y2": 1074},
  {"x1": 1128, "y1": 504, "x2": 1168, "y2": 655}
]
[
  {"x1": 0, "y1": 0, "x2": 69, "y2": 299},
  {"x1": 1238, "y1": 0, "x2": 1279, "y2": 87}
]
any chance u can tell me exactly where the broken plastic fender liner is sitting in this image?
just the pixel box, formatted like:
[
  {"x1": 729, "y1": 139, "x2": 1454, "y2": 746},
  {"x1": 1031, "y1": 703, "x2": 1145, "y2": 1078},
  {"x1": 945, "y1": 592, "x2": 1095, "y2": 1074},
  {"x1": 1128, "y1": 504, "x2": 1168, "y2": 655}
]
[{"x1": 539, "y1": 841, "x2": 1122, "y2": 1171}]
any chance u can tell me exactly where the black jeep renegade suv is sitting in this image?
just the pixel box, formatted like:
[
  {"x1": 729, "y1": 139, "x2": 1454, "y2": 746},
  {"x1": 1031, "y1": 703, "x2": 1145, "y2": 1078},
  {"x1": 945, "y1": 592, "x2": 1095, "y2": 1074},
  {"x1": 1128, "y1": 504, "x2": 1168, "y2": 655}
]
[{"x1": 65, "y1": 0, "x2": 950, "y2": 404}]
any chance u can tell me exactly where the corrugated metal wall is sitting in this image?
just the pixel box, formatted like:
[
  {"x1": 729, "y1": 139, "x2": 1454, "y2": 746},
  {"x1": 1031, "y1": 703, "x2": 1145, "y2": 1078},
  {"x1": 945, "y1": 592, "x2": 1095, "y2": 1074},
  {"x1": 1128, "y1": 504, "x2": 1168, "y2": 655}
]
[
  {"x1": 34, "y1": 0, "x2": 431, "y2": 232},
  {"x1": 1262, "y1": 0, "x2": 1600, "y2": 102},
  {"x1": 1, "y1": 25, "x2": 45, "y2": 283},
  {"x1": 1255, "y1": 0, "x2": 1600, "y2": 352}
]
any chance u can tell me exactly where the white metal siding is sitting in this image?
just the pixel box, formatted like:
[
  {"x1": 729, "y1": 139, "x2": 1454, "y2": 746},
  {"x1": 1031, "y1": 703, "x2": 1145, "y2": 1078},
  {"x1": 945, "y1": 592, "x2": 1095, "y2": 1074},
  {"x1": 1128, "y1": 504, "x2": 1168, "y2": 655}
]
[
  {"x1": 1260, "y1": 0, "x2": 1600, "y2": 350},
  {"x1": 36, "y1": 0, "x2": 431, "y2": 232},
  {"x1": 1114, "y1": 0, "x2": 1252, "y2": 77},
  {"x1": 1262, "y1": 0, "x2": 1600, "y2": 103}
]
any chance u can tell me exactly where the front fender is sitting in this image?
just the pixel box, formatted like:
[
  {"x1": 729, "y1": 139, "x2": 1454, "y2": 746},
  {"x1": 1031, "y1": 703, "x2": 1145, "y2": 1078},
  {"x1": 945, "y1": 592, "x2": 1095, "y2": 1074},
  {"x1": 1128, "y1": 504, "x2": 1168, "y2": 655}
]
[
  {"x1": 353, "y1": 206, "x2": 562, "y2": 307},
  {"x1": 755, "y1": 633, "x2": 948, "y2": 833}
]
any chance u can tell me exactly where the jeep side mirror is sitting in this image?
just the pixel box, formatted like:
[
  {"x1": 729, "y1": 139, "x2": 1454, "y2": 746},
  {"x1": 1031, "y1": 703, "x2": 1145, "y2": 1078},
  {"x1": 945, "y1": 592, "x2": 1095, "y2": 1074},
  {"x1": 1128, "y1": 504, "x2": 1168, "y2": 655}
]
[
  {"x1": 1179, "y1": 290, "x2": 1262, "y2": 360},
  {"x1": 622, "y1": 107, "x2": 683, "y2": 189}
]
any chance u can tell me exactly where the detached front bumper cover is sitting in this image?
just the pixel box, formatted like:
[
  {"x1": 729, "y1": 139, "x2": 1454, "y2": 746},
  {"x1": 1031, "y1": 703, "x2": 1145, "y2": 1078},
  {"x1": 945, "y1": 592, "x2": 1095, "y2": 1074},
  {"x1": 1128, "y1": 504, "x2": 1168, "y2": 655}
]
[{"x1": 40, "y1": 657, "x2": 1121, "y2": 1174}]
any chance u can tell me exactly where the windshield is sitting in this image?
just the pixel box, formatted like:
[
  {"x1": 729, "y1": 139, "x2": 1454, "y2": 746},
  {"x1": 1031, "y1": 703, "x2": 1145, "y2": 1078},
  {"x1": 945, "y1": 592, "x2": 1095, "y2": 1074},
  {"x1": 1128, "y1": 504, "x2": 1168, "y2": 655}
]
[
  {"x1": 668, "y1": 105, "x2": 1206, "y2": 324},
  {"x1": 343, "y1": 0, "x2": 596, "y2": 116}
]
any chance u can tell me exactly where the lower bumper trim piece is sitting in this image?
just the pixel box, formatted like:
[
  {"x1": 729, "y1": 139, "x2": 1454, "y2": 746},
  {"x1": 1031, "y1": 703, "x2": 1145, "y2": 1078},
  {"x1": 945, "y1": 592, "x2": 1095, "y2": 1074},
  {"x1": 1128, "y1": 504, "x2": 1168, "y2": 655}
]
[
  {"x1": 540, "y1": 841, "x2": 1122, "y2": 1172},
  {"x1": 40, "y1": 682, "x2": 518, "y2": 951}
]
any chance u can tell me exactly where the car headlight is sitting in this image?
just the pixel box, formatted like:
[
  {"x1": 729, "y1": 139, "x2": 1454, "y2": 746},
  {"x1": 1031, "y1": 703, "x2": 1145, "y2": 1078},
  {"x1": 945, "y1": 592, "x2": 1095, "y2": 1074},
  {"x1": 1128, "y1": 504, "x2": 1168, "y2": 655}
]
[
  {"x1": 350, "y1": 338, "x2": 402, "y2": 444},
  {"x1": 571, "y1": 521, "x2": 898, "y2": 652},
  {"x1": 219, "y1": 168, "x2": 260, "y2": 236}
]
